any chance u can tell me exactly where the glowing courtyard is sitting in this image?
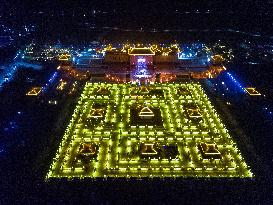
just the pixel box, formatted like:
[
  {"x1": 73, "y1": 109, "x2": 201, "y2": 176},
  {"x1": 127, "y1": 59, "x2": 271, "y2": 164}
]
[{"x1": 47, "y1": 82, "x2": 252, "y2": 178}]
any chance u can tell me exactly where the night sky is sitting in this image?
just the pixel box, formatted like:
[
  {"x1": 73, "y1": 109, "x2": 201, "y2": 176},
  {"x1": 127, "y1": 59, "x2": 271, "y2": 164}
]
[
  {"x1": 1, "y1": 0, "x2": 272, "y2": 36},
  {"x1": 1, "y1": 0, "x2": 272, "y2": 16}
]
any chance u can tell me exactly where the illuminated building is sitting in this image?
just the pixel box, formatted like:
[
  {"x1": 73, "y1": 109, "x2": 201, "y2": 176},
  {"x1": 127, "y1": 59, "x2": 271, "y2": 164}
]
[
  {"x1": 245, "y1": 87, "x2": 262, "y2": 96},
  {"x1": 132, "y1": 57, "x2": 153, "y2": 80},
  {"x1": 211, "y1": 54, "x2": 225, "y2": 65},
  {"x1": 138, "y1": 107, "x2": 154, "y2": 119},
  {"x1": 56, "y1": 79, "x2": 67, "y2": 91},
  {"x1": 77, "y1": 143, "x2": 99, "y2": 162},
  {"x1": 185, "y1": 107, "x2": 202, "y2": 119},
  {"x1": 96, "y1": 44, "x2": 225, "y2": 80},
  {"x1": 140, "y1": 143, "x2": 158, "y2": 157},
  {"x1": 89, "y1": 108, "x2": 104, "y2": 119},
  {"x1": 26, "y1": 87, "x2": 42, "y2": 96},
  {"x1": 199, "y1": 143, "x2": 222, "y2": 159},
  {"x1": 47, "y1": 82, "x2": 252, "y2": 179},
  {"x1": 58, "y1": 54, "x2": 71, "y2": 61},
  {"x1": 129, "y1": 48, "x2": 155, "y2": 66}
]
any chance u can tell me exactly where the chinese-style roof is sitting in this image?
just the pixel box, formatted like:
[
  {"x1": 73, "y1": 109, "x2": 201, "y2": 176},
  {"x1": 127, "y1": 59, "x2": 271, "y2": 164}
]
[
  {"x1": 139, "y1": 107, "x2": 154, "y2": 118},
  {"x1": 26, "y1": 87, "x2": 43, "y2": 96},
  {"x1": 129, "y1": 48, "x2": 155, "y2": 55},
  {"x1": 58, "y1": 54, "x2": 71, "y2": 61},
  {"x1": 89, "y1": 108, "x2": 104, "y2": 118},
  {"x1": 245, "y1": 87, "x2": 261, "y2": 96},
  {"x1": 186, "y1": 108, "x2": 202, "y2": 119},
  {"x1": 140, "y1": 143, "x2": 158, "y2": 155},
  {"x1": 199, "y1": 143, "x2": 221, "y2": 159},
  {"x1": 79, "y1": 143, "x2": 97, "y2": 155}
]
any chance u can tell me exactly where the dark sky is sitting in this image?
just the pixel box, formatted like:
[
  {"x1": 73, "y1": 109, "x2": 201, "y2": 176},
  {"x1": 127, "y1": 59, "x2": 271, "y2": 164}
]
[
  {"x1": 1, "y1": 0, "x2": 272, "y2": 35},
  {"x1": 2, "y1": 0, "x2": 272, "y2": 15}
]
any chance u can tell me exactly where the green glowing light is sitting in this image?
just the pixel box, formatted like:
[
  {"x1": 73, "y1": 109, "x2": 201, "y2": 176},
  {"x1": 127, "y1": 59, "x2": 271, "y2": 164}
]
[{"x1": 46, "y1": 82, "x2": 252, "y2": 179}]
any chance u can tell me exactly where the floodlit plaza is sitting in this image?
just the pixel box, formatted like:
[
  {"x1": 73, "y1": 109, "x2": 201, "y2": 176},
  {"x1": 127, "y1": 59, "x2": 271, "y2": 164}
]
[{"x1": 47, "y1": 82, "x2": 252, "y2": 179}]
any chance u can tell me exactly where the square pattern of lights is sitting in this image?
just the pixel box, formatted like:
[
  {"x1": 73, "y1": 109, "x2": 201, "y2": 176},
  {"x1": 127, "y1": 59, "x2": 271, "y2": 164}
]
[{"x1": 47, "y1": 82, "x2": 252, "y2": 178}]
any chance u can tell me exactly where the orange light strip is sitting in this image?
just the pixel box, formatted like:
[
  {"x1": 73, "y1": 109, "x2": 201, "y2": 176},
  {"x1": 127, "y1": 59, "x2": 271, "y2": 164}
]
[
  {"x1": 245, "y1": 87, "x2": 261, "y2": 96},
  {"x1": 26, "y1": 87, "x2": 42, "y2": 96}
]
